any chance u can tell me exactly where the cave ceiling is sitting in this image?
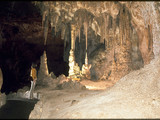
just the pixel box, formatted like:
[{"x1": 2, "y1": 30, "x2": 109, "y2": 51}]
[
  {"x1": 33, "y1": 1, "x2": 157, "y2": 36},
  {"x1": 33, "y1": 1, "x2": 160, "y2": 57}
]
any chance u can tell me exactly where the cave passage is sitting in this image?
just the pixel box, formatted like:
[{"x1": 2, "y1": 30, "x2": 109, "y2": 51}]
[{"x1": 0, "y1": 100, "x2": 38, "y2": 119}]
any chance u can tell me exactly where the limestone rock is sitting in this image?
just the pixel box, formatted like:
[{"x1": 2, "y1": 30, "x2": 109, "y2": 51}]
[
  {"x1": 29, "y1": 100, "x2": 43, "y2": 119},
  {"x1": 49, "y1": 72, "x2": 56, "y2": 79},
  {"x1": 37, "y1": 51, "x2": 49, "y2": 85},
  {"x1": 0, "y1": 93, "x2": 6, "y2": 107},
  {"x1": 56, "y1": 80, "x2": 86, "y2": 90}
]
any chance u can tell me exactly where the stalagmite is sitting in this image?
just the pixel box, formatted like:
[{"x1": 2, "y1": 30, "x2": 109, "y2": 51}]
[
  {"x1": 82, "y1": 21, "x2": 91, "y2": 79},
  {"x1": 36, "y1": 5, "x2": 50, "y2": 85},
  {"x1": 68, "y1": 24, "x2": 80, "y2": 80},
  {"x1": 37, "y1": 51, "x2": 49, "y2": 85}
]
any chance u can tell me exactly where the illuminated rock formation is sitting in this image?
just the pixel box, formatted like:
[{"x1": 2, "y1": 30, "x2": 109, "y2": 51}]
[
  {"x1": 37, "y1": 51, "x2": 49, "y2": 84},
  {"x1": 82, "y1": 52, "x2": 91, "y2": 80},
  {"x1": 81, "y1": 21, "x2": 92, "y2": 80},
  {"x1": 1, "y1": 1, "x2": 160, "y2": 94},
  {"x1": 68, "y1": 24, "x2": 81, "y2": 80}
]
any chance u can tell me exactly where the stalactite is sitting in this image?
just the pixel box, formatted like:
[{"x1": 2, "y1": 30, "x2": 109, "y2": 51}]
[
  {"x1": 44, "y1": 15, "x2": 49, "y2": 46},
  {"x1": 106, "y1": 15, "x2": 109, "y2": 49},
  {"x1": 83, "y1": 21, "x2": 88, "y2": 51},
  {"x1": 54, "y1": 14, "x2": 59, "y2": 36},
  {"x1": 112, "y1": 18, "x2": 117, "y2": 47},
  {"x1": 61, "y1": 23, "x2": 66, "y2": 40},
  {"x1": 100, "y1": 17, "x2": 105, "y2": 43},
  {"x1": 122, "y1": 6, "x2": 126, "y2": 45},
  {"x1": 119, "y1": 6, "x2": 123, "y2": 47},
  {"x1": 42, "y1": 11, "x2": 46, "y2": 28},
  {"x1": 109, "y1": 17, "x2": 113, "y2": 48},
  {"x1": 86, "y1": 25, "x2": 87, "y2": 51},
  {"x1": 78, "y1": 28, "x2": 81, "y2": 43},
  {"x1": 125, "y1": 9, "x2": 130, "y2": 44},
  {"x1": 123, "y1": 7, "x2": 127, "y2": 44},
  {"x1": 104, "y1": 15, "x2": 107, "y2": 48},
  {"x1": 71, "y1": 24, "x2": 74, "y2": 50},
  {"x1": 100, "y1": 24, "x2": 104, "y2": 43},
  {"x1": 75, "y1": 14, "x2": 82, "y2": 43}
]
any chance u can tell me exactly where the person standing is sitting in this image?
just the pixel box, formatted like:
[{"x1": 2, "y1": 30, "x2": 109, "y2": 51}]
[{"x1": 29, "y1": 63, "x2": 37, "y2": 99}]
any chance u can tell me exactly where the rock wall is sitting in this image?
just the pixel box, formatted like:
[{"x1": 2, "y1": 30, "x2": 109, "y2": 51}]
[
  {"x1": 90, "y1": 5, "x2": 144, "y2": 82},
  {"x1": 35, "y1": 1, "x2": 159, "y2": 82}
]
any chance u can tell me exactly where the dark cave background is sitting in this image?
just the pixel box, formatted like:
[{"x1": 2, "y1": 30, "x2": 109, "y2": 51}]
[{"x1": 0, "y1": 1, "x2": 69, "y2": 94}]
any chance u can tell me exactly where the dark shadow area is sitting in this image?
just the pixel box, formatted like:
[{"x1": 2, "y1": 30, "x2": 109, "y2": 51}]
[
  {"x1": 0, "y1": 1, "x2": 44, "y2": 94},
  {"x1": 46, "y1": 29, "x2": 69, "y2": 77},
  {"x1": 0, "y1": 100, "x2": 38, "y2": 119},
  {"x1": 0, "y1": 38, "x2": 44, "y2": 94},
  {"x1": 0, "y1": 1, "x2": 41, "y2": 19}
]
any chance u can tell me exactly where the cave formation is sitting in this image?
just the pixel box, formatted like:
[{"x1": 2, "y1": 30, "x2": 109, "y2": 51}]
[{"x1": 0, "y1": 1, "x2": 160, "y2": 119}]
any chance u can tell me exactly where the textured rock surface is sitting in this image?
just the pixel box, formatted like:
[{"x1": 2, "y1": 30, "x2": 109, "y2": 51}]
[
  {"x1": 56, "y1": 80, "x2": 86, "y2": 90},
  {"x1": 29, "y1": 99, "x2": 43, "y2": 119},
  {"x1": 1, "y1": 1, "x2": 160, "y2": 94},
  {"x1": 34, "y1": 1, "x2": 160, "y2": 83},
  {"x1": 29, "y1": 56, "x2": 160, "y2": 119},
  {"x1": 35, "y1": 1, "x2": 159, "y2": 58},
  {"x1": 0, "y1": 93, "x2": 6, "y2": 107}
]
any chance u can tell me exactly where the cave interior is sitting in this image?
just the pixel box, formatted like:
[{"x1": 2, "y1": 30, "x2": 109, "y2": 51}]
[{"x1": 0, "y1": 1, "x2": 160, "y2": 119}]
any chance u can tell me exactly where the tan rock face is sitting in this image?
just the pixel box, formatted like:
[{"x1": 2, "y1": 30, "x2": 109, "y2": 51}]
[
  {"x1": 1, "y1": 1, "x2": 159, "y2": 93},
  {"x1": 35, "y1": 1, "x2": 160, "y2": 59},
  {"x1": 90, "y1": 5, "x2": 136, "y2": 82}
]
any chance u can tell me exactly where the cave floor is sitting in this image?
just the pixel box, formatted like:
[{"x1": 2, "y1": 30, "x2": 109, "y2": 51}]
[
  {"x1": 30, "y1": 56, "x2": 160, "y2": 119},
  {"x1": 2, "y1": 56, "x2": 160, "y2": 119}
]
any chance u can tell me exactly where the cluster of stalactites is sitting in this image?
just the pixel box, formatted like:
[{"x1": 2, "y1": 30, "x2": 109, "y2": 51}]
[
  {"x1": 33, "y1": 1, "x2": 122, "y2": 46},
  {"x1": 34, "y1": 1, "x2": 160, "y2": 56}
]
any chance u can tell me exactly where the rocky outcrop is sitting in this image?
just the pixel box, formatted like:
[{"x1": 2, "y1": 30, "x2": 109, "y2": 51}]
[
  {"x1": 0, "y1": 93, "x2": 6, "y2": 107},
  {"x1": 90, "y1": 5, "x2": 143, "y2": 82},
  {"x1": 29, "y1": 98, "x2": 43, "y2": 119},
  {"x1": 34, "y1": 1, "x2": 158, "y2": 83}
]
